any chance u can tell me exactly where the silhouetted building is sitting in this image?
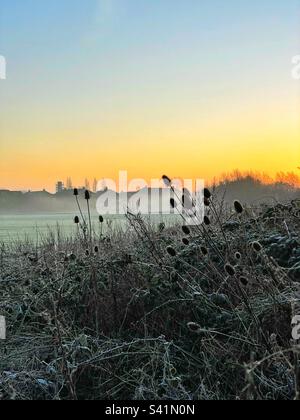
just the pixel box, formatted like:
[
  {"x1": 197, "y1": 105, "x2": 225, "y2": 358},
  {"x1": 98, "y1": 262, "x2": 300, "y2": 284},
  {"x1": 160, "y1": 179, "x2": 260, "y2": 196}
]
[{"x1": 56, "y1": 181, "x2": 64, "y2": 193}]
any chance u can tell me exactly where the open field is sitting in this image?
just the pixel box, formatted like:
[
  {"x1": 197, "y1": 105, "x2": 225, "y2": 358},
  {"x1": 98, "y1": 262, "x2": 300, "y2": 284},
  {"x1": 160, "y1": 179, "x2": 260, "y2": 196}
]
[{"x1": 0, "y1": 196, "x2": 300, "y2": 400}]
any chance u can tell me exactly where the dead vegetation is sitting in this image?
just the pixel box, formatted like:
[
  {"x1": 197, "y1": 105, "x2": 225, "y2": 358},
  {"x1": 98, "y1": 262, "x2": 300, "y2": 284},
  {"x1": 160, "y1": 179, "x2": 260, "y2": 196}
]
[{"x1": 0, "y1": 189, "x2": 300, "y2": 400}]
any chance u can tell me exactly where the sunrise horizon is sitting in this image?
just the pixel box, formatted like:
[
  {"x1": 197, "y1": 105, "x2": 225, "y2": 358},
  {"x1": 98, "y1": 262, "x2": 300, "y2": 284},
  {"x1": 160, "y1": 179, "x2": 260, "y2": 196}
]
[{"x1": 1, "y1": 0, "x2": 300, "y2": 193}]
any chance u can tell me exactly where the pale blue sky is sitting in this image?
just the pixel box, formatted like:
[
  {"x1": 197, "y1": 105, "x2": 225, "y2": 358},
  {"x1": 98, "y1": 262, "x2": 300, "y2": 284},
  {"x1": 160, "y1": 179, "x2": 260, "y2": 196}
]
[{"x1": 0, "y1": 1, "x2": 299, "y2": 190}]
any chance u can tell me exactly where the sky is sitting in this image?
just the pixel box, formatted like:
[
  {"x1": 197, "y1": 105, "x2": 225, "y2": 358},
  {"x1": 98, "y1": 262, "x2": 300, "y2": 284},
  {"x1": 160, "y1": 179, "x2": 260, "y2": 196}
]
[{"x1": 0, "y1": 0, "x2": 299, "y2": 191}]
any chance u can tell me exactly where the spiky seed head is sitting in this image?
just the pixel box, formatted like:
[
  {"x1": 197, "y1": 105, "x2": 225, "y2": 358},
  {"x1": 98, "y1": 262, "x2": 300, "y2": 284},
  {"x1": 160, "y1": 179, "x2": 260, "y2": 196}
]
[
  {"x1": 235, "y1": 252, "x2": 242, "y2": 260},
  {"x1": 240, "y1": 277, "x2": 248, "y2": 286},
  {"x1": 94, "y1": 246, "x2": 99, "y2": 253},
  {"x1": 182, "y1": 225, "x2": 190, "y2": 235},
  {"x1": 204, "y1": 188, "x2": 212, "y2": 199},
  {"x1": 73, "y1": 188, "x2": 79, "y2": 196},
  {"x1": 74, "y1": 216, "x2": 80, "y2": 224},
  {"x1": 225, "y1": 263, "x2": 236, "y2": 276},
  {"x1": 85, "y1": 250, "x2": 90, "y2": 256},
  {"x1": 166, "y1": 246, "x2": 176, "y2": 257},
  {"x1": 204, "y1": 216, "x2": 211, "y2": 226},
  {"x1": 234, "y1": 200, "x2": 244, "y2": 214},
  {"x1": 187, "y1": 322, "x2": 201, "y2": 333},
  {"x1": 162, "y1": 175, "x2": 172, "y2": 187},
  {"x1": 200, "y1": 246, "x2": 208, "y2": 256},
  {"x1": 99, "y1": 215, "x2": 104, "y2": 223},
  {"x1": 170, "y1": 198, "x2": 176, "y2": 209},
  {"x1": 85, "y1": 190, "x2": 90, "y2": 200},
  {"x1": 252, "y1": 241, "x2": 262, "y2": 253},
  {"x1": 204, "y1": 197, "x2": 210, "y2": 207},
  {"x1": 182, "y1": 238, "x2": 189, "y2": 246}
]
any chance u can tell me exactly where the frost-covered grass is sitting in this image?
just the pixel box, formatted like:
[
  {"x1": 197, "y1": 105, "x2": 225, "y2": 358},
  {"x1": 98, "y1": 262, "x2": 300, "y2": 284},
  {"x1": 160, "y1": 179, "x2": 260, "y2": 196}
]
[{"x1": 0, "y1": 200, "x2": 300, "y2": 400}]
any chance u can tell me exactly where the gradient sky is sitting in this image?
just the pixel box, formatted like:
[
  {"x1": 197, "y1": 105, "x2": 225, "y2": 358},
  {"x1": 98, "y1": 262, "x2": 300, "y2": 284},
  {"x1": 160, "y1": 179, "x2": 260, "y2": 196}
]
[{"x1": 0, "y1": 0, "x2": 299, "y2": 191}]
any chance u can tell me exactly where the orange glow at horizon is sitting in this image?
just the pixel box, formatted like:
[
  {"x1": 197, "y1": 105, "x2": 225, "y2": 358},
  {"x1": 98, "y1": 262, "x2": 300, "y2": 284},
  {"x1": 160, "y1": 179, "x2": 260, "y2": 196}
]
[
  {"x1": 1, "y1": 0, "x2": 300, "y2": 194},
  {"x1": 1, "y1": 93, "x2": 299, "y2": 192}
]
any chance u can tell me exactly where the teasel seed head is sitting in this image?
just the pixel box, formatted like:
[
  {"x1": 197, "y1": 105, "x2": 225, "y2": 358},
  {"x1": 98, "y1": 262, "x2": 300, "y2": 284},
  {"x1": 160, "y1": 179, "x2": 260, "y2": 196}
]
[
  {"x1": 73, "y1": 188, "x2": 79, "y2": 196},
  {"x1": 200, "y1": 246, "x2": 208, "y2": 256},
  {"x1": 225, "y1": 263, "x2": 236, "y2": 276},
  {"x1": 187, "y1": 322, "x2": 201, "y2": 333},
  {"x1": 170, "y1": 198, "x2": 177, "y2": 209},
  {"x1": 182, "y1": 238, "x2": 190, "y2": 246},
  {"x1": 85, "y1": 249, "x2": 90, "y2": 256},
  {"x1": 85, "y1": 190, "x2": 90, "y2": 200},
  {"x1": 234, "y1": 200, "x2": 244, "y2": 214},
  {"x1": 240, "y1": 276, "x2": 248, "y2": 286},
  {"x1": 204, "y1": 197, "x2": 210, "y2": 207},
  {"x1": 162, "y1": 175, "x2": 172, "y2": 187},
  {"x1": 74, "y1": 216, "x2": 80, "y2": 224},
  {"x1": 204, "y1": 216, "x2": 211, "y2": 226},
  {"x1": 204, "y1": 188, "x2": 212, "y2": 199},
  {"x1": 94, "y1": 246, "x2": 99, "y2": 253},
  {"x1": 252, "y1": 241, "x2": 262, "y2": 253},
  {"x1": 235, "y1": 252, "x2": 242, "y2": 260},
  {"x1": 166, "y1": 246, "x2": 177, "y2": 257},
  {"x1": 99, "y1": 215, "x2": 104, "y2": 223},
  {"x1": 182, "y1": 225, "x2": 190, "y2": 235}
]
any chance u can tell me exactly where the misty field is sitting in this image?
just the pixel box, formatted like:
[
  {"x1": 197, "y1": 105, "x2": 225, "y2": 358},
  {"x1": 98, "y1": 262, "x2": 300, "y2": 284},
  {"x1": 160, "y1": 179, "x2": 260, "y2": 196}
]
[{"x1": 0, "y1": 193, "x2": 300, "y2": 400}]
